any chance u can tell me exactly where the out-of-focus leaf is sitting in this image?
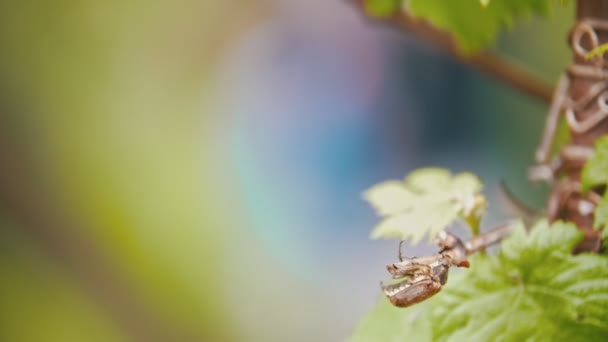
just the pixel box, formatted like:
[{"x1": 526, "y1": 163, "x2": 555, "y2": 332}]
[
  {"x1": 406, "y1": 0, "x2": 552, "y2": 53},
  {"x1": 0, "y1": 221, "x2": 127, "y2": 342},
  {"x1": 363, "y1": 168, "x2": 485, "y2": 243},
  {"x1": 362, "y1": 180, "x2": 416, "y2": 216},
  {"x1": 582, "y1": 136, "x2": 608, "y2": 242},
  {"x1": 582, "y1": 136, "x2": 608, "y2": 192},
  {"x1": 0, "y1": 1, "x2": 252, "y2": 340},
  {"x1": 363, "y1": 0, "x2": 402, "y2": 17}
]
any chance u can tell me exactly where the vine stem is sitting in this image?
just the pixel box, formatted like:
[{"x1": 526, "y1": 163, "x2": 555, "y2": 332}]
[
  {"x1": 347, "y1": 0, "x2": 553, "y2": 104},
  {"x1": 463, "y1": 222, "x2": 515, "y2": 255},
  {"x1": 438, "y1": 222, "x2": 515, "y2": 264}
]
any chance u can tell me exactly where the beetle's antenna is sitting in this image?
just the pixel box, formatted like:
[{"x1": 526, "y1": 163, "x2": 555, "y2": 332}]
[{"x1": 398, "y1": 240, "x2": 406, "y2": 262}]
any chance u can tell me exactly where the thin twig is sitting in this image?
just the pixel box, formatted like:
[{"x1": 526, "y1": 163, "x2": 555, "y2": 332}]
[{"x1": 348, "y1": 0, "x2": 553, "y2": 104}]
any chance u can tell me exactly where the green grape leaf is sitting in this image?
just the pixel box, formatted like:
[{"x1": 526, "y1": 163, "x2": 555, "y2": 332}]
[
  {"x1": 431, "y1": 220, "x2": 608, "y2": 341},
  {"x1": 363, "y1": 168, "x2": 485, "y2": 243},
  {"x1": 362, "y1": 0, "x2": 402, "y2": 17},
  {"x1": 582, "y1": 136, "x2": 608, "y2": 192},
  {"x1": 406, "y1": 0, "x2": 552, "y2": 53},
  {"x1": 350, "y1": 297, "x2": 432, "y2": 342}
]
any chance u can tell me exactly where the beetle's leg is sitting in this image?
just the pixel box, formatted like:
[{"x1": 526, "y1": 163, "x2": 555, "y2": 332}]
[{"x1": 431, "y1": 263, "x2": 450, "y2": 286}]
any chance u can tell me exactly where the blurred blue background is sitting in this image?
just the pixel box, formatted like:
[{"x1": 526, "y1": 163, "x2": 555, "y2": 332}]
[{"x1": 0, "y1": 0, "x2": 573, "y2": 341}]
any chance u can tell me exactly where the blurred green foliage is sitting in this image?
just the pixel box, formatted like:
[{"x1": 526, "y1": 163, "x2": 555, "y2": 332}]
[
  {"x1": 407, "y1": 0, "x2": 552, "y2": 53},
  {"x1": 364, "y1": 0, "x2": 553, "y2": 53},
  {"x1": 363, "y1": 0, "x2": 401, "y2": 17},
  {"x1": 0, "y1": 218, "x2": 127, "y2": 342},
  {"x1": 582, "y1": 136, "x2": 608, "y2": 192},
  {"x1": 0, "y1": 1, "x2": 258, "y2": 340}
]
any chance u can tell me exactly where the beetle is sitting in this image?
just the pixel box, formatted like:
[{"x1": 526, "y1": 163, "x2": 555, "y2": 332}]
[
  {"x1": 381, "y1": 225, "x2": 516, "y2": 308},
  {"x1": 380, "y1": 259, "x2": 450, "y2": 308}
]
